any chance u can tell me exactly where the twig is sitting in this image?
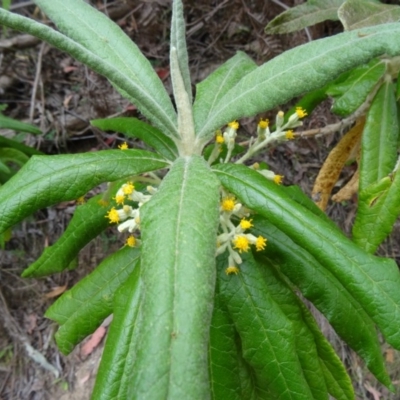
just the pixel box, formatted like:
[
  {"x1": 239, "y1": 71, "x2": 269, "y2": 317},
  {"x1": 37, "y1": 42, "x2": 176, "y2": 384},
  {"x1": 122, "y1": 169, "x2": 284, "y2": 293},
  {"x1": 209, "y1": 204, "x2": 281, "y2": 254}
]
[{"x1": 29, "y1": 41, "x2": 46, "y2": 123}]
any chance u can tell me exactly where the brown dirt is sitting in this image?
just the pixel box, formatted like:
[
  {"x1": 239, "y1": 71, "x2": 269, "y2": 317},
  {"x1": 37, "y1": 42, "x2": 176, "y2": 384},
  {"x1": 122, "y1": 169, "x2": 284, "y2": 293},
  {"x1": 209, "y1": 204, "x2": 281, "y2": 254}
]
[{"x1": 1, "y1": 1, "x2": 400, "y2": 399}]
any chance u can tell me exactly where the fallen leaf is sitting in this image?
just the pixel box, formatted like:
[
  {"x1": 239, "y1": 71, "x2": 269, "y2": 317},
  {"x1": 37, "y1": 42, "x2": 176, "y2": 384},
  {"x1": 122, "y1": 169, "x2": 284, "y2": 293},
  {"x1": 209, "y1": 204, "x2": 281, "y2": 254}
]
[
  {"x1": 80, "y1": 326, "x2": 106, "y2": 357},
  {"x1": 44, "y1": 284, "x2": 68, "y2": 299}
]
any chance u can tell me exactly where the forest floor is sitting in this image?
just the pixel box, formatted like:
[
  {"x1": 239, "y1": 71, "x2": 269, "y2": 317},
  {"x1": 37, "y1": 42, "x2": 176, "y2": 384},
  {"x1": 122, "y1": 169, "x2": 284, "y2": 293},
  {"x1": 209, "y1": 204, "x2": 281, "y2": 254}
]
[{"x1": 1, "y1": 0, "x2": 400, "y2": 399}]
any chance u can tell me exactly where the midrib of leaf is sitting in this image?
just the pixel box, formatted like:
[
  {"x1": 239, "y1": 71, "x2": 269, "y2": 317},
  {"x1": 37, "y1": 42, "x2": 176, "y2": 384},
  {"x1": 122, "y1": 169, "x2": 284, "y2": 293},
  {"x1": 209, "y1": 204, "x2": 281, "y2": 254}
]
[{"x1": 198, "y1": 23, "x2": 400, "y2": 139}]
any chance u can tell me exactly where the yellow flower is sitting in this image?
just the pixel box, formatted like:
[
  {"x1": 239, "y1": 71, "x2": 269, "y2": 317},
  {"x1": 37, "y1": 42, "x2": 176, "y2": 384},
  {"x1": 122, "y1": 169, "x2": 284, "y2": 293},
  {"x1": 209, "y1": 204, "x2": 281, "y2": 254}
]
[
  {"x1": 118, "y1": 142, "x2": 129, "y2": 150},
  {"x1": 240, "y1": 218, "x2": 253, "y2": 230},
  {"x1": 122, "y1": 182, "x2": 135, "y2": 195},
  {"x1": 125, "y1": 235, "x2": 136, "y2": 247},
  {"x1": 221, "y1": 197, "x2": 235, "y2": 212},
  {"x1": 233, "y1": 235, "x2": 250, "y2": 253},
  {"x1": 225, "y1": 266, "x2": 239, "y2": 275},
  {"x1": 215, "y1": 130, "x2": 224, "y2": 144},
  {"x1": 273, "y1": 175, "x2": 284, "y2": 185},
  {"x1": 285, "y1": 130, "x2": 295, "y2": 140},
  {"x1": 228, "y1": 120, "x2": 239, "y2": 130},
  {"x1": 295, "y1": 107, "x2": 307, "y2": 118},
  {"x1": 258, "y1": 119, "x2": 269, "y2": 129},
  {"x1": 76, "y1": 196, "x2": 85, "y2": 205},
  {"x1": 106, "y1": 207, "x2": 120, "y2": 223},
  {"x1": 255, "y1": 236, "x2": 267, "y2": 251},
  {"x1": 114, "y1": 194, "x2": 125, "y2": 205}
]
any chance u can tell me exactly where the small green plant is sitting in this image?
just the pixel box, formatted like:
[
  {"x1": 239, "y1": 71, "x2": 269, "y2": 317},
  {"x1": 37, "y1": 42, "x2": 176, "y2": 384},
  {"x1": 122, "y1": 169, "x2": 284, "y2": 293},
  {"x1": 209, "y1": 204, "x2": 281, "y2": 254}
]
[{"x1": 1, "y1": 1, "x2": 400, "y2": 399}]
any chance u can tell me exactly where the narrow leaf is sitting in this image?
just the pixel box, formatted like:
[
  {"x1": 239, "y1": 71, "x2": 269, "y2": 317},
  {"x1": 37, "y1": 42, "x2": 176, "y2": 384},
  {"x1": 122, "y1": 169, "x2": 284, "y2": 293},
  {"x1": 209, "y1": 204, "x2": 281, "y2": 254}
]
[
  {"x1": 327, "y1": 59, "x2": 385, "y2": 116},
  {"x1": 45, "y1": 246, "x2": 140, "y2": 355},
  {"x1": 197, "y1": 23, "x2": 400, "y2": 141},
  {"x1": 338, "y1": 0, "x2": 400, "y2": 31},
  {"x1": 0, "y1": 114, "x2": 42, "y2": 134},
  {"x1": 359, "y1": 81, "x2": 398, "y2": 192},
  {"x1": 92, "y1": 265, "x2": 142, "y2": 400},
  {"x1": 218, "y1": 253, "x2": 315, "y2": 399},
  {"x1": 265, "y1": 0, "x2": 344, "y2": 35},
  {"x1": 170, "y1": 0, "x2": 192, "y2": 103},
  {"x1": 0, "y1": 149, "x2": 168, "y2": 234},
  {"x1": 22, "y1": 194, "x2": 111, "y2": 278},
  {"x1": 193, "y1": 52, "x2": 257, "y2": 134},
  {"x1": 214, "y1": 163, "x2": 400, "y2": 351},
  {"x1": 0, "y1": 134, "x2": 43, "y2": 156},
  {"x1": 353, "y1": 168, "x2": 400, "y2": 253},
  {"x1": 130, "y1": 156, "x2": 220, "y2": 399},
  {"x1": 0, "y1": 7, "x2": 178, "y2": 138},
  {"x1": 91, "y1": 117, "x2": 178, "y2": 161},
  {"x1": 253, "y1": 217, "x2": 390, "y2": 388}
]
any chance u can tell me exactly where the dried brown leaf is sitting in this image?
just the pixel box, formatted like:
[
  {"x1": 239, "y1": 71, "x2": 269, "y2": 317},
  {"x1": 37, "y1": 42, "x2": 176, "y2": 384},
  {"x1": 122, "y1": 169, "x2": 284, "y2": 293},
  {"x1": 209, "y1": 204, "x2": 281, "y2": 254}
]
[
  {"x1": 44, "y1": 284, "x2": 68, "y2": 299},
  {"x1": 332, "y1": 169, "x2": 359, "y2": 203},
  {"x1": 312, "y1": 117, "x2": 364, "y2": 210}
]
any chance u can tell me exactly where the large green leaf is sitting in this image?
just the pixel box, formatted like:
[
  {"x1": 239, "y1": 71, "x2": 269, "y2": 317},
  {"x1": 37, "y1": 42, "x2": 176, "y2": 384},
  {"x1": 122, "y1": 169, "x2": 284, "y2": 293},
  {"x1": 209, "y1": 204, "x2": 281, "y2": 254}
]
[
  {"x1": 338, "y1": 0, "x2": 400, "y2": 31},
  {"x1": 197, "y1": 23, "x2": 400, "y2": 142},
  {"x1": 92, "y1": 264, "x2": 142, "y2": 400},
  {"x1": 0, "y1": 6, "x2": 178, "y2": 139},
  {"x1": 91, "y1": 117, "x2": 178, "y2": 161},
  {"x1": 218, "y1": 252, "x2": 315, "y2": 399},
  {"x1": 130, "y1": 156, "x2": 220, "y2": 399},
  {"x1": 265, "y1": 0, "x2": 344, "y2": 35},
  {"x1": 193, "y1": 52, "x2": 257, "y2": 134},
  {"x1": 327, "y1": 58, "x2": 386, "y2": 116},
  {"x1": 45, "y1": 246, "x2": 140, "y2": 354},
  {"x1": 213, "y1": 163, "x2": 400, "y2": 351},
  {"x1": 0, "y1": 149, "x2": 168, "y2": 234},
  {"x1": 253, "y1": 217, "x2": 390, "y2": 387},
  {"x1": 22, "y1": 194, "x2": 111, "y2": 278},
  {"x1": 359, "y1": 81, "x2": 398, "y2": 192}
]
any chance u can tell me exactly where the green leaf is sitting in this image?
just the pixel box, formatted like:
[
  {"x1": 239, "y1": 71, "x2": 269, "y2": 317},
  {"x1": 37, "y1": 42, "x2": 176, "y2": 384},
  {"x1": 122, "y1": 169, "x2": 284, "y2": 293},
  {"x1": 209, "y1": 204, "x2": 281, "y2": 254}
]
[
  {"x1": 213, "y1": 163, "x2": 400, "y2": 351},
  {"x1": 170, "y1": 0, "x2": 192, "y2": 104},
  {"x1": 353, "y1": 169, "x2": 400, "y2": 254},
  {"x1": 0, "y1": 147, "x2": 30, "y2": 169},
  {"x1": 0, "y1": 6, "x2": 178, "y2": 139},
  {"x1": 0, "y1": 149, "x2": 168, "y2": 235},
  {"x1": 22, "y1": 194, "x2": 111, "y2": 278},
  {"x1": 327, "y1": 58, "x2": 386, "y2": 116},
  {"x1": 338, "y1": 0, "x2": 400, "y2": 31},
  {"x1": 130, "y1": 156, "x2": 220, "y2": 399},
  {"x1": 91, "y1": 117, "x2": 178, "y2": 161},
  {"x1": 45, "y1": 246, "x2": 140, "y2": 355},
  {"x1": 209, "y1": 285, "x2": 257, "y2": 400},
  {"x1": 217, "y1": 252, "x2": 315, "y2": 399},
  {"x1": 0, "y1": 159, "x2": 10, "y2": 174},
  {"x1": 194, "y1": 52, "x2": 257, "y2": 134},
  {"x1": 0, "y1": 114, "x2": 42, "y2": 135},
  {"x1": 252, "y1": 216, "x2": 391, "y2": 388},
  {"x1": 265, "y1": 0, "x2": 344, "y2": 35},
  {"x1": 0, "y1": 134, "x2": 43, "y2": 156},
  {"x1": 91, "y1": 264, "x2": 142, "y2": 400},
  {"x1": 359, "y1": 81, "x2": 398, "y2": 192},
  {"x1": 197, "y1": 23, "x2": 400, "y2": 142}
]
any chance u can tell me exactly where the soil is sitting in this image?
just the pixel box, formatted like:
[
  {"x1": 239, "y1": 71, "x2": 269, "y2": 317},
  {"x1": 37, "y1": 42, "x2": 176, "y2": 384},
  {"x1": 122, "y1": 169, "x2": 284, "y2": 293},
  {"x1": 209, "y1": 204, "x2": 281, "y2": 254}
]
[{"x1": 1, "y1": 1, "x2": 400, "y2": 399}]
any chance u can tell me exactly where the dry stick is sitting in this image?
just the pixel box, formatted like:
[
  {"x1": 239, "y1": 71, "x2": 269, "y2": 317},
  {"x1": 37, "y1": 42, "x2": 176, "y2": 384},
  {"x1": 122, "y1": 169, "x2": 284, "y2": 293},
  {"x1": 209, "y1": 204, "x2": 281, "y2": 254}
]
[
  {"x1": 0, "y1": 288, "x2": 60, "y2": 378},
  {"x1": 29, "y1": 41, "x2": 45, "y2": 124}
]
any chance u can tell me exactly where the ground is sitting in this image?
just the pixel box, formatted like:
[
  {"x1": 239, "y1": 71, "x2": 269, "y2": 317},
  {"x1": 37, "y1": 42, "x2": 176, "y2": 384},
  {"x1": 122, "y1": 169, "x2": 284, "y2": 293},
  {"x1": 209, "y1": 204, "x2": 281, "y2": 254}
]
[{"x1": 1, "y1": 0, "x2": 400, "y2": 399}]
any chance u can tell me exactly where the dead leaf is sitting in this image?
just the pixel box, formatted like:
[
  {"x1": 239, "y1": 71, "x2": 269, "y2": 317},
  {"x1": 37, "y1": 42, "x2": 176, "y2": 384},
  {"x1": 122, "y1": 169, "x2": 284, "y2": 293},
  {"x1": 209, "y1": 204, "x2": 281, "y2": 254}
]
[
  {"x1": 44, "y1": 284, "x2": 68, "y2": 299},
  {"x1": 24, "y1": 313, "x2": 37, "y2": 335},
  {"x1": 312, "y1": 117, "x2": 364, "y2": 210},
  {"x1": 332, "y1": 169, "x2": 359, "y2": 203},
  {"x1": 364, "y1": 382, "x2": 382, "y2": 400},
  {"x1": 386, "y1": 348, "x2": 395, "y2": 363},
  {"x1": 80, "y1": 326, "x2": 107, "y2": 357}
]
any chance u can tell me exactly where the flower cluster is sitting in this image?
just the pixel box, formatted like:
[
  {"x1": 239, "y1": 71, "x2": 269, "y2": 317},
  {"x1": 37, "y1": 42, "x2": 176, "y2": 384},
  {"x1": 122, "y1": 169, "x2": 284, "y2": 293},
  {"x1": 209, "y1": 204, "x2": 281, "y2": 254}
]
[
  {"x1": 216, "y1": 191, "x2": 267, "y2": 275},
  {"x1": 105, "y1": 182, "x2": 157, "y2": 247}
]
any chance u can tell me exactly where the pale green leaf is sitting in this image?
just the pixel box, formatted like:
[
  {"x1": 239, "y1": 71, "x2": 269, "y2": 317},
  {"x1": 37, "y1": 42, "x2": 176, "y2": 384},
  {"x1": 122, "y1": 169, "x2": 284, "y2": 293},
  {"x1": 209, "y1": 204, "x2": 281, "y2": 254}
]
[
  {"x1": 265, "y1": 0, "x2": 344, "y2": 35},
  {"x1": 197, "y1": 23, "x2": 400, "y2": 142},
  {"x1": 130, "y1": 156, "x2": 220, "y2": 399}
]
